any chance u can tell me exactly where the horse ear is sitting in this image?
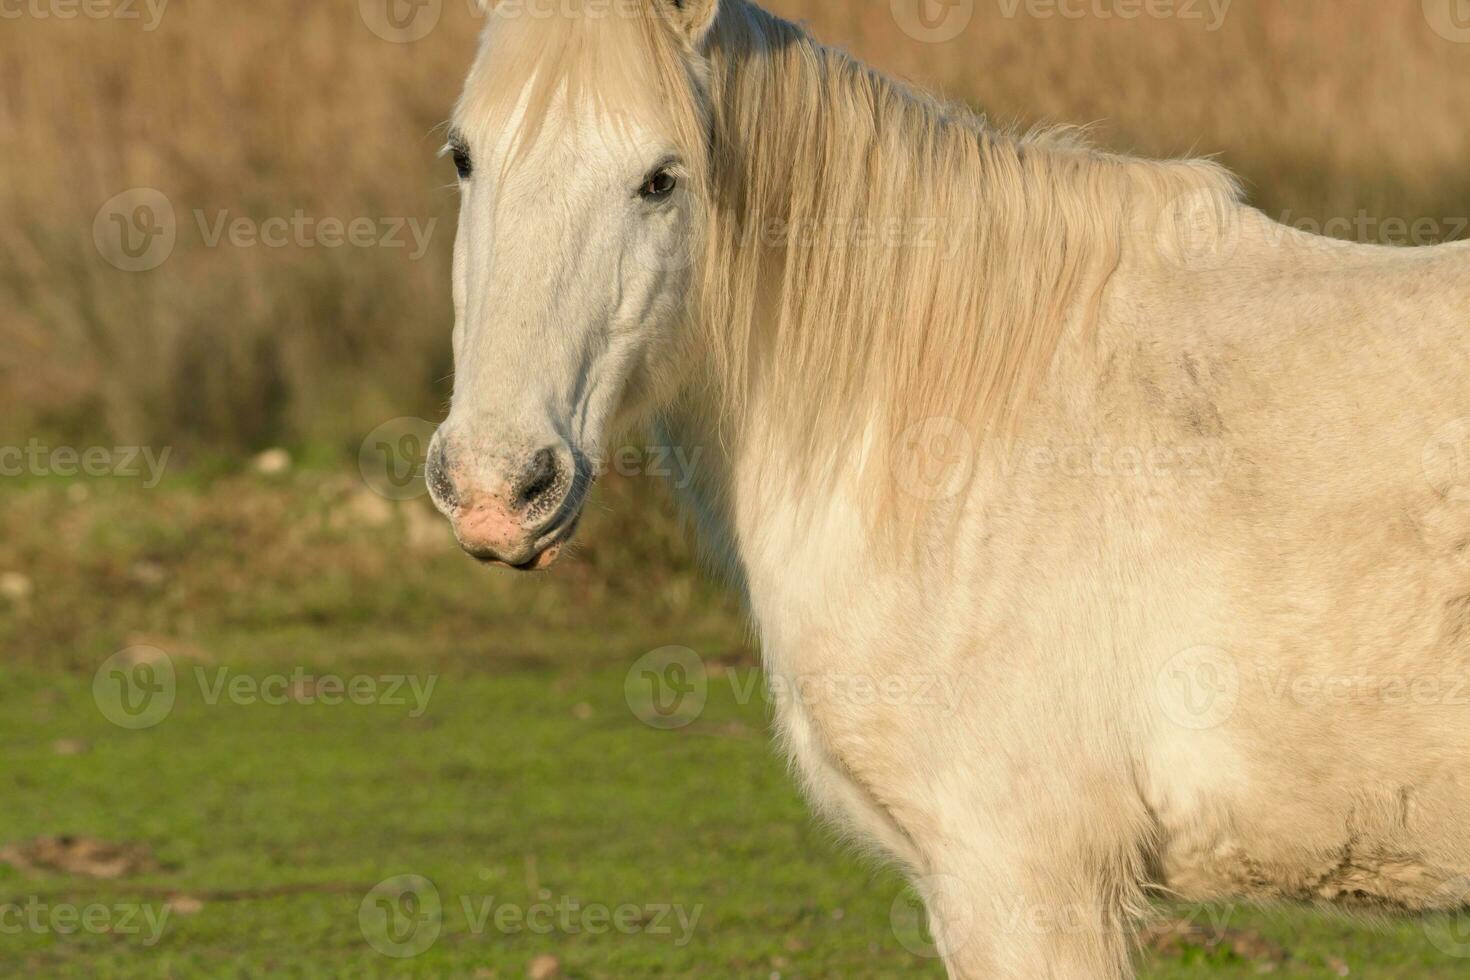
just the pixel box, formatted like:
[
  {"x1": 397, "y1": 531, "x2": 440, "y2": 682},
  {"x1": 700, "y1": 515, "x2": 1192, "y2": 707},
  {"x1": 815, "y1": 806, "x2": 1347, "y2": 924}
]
[{"x1": 660, "y1": 0, "x2": 719, "y2": 48}]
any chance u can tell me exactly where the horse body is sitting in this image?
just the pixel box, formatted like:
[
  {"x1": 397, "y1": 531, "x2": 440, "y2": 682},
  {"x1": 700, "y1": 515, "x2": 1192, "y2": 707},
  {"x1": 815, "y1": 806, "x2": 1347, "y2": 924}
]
[
  {"x1": 1102, "y1": 221, "x2": 1470, "y2": 907},
  {"x1": 431, "y1": 2, "x2": 1470, "y2": 975},
  {"x1": 664, "y1": 200, "x2": 1470, "y2": 974}
]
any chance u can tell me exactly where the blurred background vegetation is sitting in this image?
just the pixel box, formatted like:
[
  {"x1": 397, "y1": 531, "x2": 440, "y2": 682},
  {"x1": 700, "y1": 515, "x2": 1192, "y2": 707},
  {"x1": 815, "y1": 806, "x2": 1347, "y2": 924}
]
[{"x1": 3, "y1": 1, "x2": 1470, "y2": 976}]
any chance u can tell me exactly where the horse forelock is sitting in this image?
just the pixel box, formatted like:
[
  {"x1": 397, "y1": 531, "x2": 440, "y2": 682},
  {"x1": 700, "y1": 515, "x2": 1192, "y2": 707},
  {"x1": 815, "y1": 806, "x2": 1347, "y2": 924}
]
[{"x1": 452, "y1": 3, "x2": 711, "y2": 180}]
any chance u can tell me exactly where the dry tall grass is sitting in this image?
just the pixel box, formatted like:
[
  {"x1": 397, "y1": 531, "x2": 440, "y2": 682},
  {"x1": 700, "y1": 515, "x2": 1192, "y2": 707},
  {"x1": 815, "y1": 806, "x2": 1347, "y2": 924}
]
[
  {"x1": 786, "y1": 0, "x2": 1470, "y2": 217},
  {"x1": 2, "y1": 0, "x2": 1467, "y2": 452}
]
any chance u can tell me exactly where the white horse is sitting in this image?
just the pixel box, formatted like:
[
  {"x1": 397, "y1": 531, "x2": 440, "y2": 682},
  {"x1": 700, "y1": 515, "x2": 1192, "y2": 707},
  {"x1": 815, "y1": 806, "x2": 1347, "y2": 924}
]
[{"x1": 425, "y1": 2, "x2": 1470, "y2": 975}]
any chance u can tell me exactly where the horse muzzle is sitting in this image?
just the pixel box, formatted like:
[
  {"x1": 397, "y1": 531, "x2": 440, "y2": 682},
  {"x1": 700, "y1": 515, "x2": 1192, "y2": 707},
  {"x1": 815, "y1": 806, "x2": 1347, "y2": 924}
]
[{"x1": 426, "y1": 431, "x2": 587, "y2": 571}]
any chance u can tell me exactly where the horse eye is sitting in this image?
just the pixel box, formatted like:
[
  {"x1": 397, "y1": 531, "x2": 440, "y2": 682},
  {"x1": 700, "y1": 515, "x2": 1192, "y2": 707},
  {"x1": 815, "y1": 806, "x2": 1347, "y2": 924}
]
[
  {"x1": 640, "y1": 169, "x2": 676, "y2": 201},
  {"x1": 451, "y1": 146, "x2": 472, "y2": 180}
]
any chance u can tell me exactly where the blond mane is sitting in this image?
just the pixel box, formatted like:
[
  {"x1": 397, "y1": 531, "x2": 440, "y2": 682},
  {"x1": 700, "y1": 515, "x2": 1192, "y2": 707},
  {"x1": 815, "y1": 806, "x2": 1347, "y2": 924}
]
[{"x1": 693, "y1": 4, "x2": 1242, "y2": 502}]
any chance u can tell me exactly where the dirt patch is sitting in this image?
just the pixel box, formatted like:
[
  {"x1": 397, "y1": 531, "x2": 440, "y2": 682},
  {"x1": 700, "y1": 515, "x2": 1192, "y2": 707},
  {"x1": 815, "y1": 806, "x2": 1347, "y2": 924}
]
[{"x1": 0, "y1": 835, "x2": 159, "y2": 879}]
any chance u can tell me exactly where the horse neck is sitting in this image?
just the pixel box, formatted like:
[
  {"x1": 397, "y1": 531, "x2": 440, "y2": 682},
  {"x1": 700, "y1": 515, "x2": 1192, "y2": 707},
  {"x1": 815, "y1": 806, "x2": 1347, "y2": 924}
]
[
  {"x1": 654, "y1": 364, "x2": 866, "y2": 633},
  {"x1": 668, "y1": 10, "x2": 995, "y2": 587},
  {"x1": 693, "y1": 7, "x2": 1124, "y2": 480},
  {"x1": 666, "y1": 4, "x2": 1243, "y2": 591}
]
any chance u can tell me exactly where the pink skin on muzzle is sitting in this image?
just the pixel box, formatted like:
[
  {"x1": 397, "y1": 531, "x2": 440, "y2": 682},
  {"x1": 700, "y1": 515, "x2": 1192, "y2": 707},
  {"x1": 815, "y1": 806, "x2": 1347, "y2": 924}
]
[
  {"x1": 452, "y1": 496, "x2": 523, "y2": 556},
  {"x1": 450, "y1": 494, "x2": 564, "y2": 570},
  {"x1": 427, "y1": 432, "x2": 576, "y2": 571}
]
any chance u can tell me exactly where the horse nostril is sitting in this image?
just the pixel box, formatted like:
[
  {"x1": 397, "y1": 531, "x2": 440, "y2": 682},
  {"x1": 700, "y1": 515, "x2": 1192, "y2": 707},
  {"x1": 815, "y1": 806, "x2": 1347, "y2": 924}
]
[
  {"x1": 515, "y1": 447, "x2": 565, "y2": 517},
  {"x1": 426, "y1": 438, "x2": 458, "y2": 510}
]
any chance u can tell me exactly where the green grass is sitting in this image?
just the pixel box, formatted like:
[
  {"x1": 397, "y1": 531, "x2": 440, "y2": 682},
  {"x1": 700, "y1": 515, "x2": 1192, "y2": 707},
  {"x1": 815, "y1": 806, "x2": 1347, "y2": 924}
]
[
  {"x1": 2, "y1": 658, "x2": 928, "y2": 977},
  {"x1": 2, "y1": 473, "x2": 1469, "y2": 977}
]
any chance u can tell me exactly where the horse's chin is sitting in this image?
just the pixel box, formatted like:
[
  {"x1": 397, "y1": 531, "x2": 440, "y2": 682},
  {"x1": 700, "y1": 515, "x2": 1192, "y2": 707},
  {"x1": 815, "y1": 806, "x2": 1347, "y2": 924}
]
[
  {"x1": 478, "y1": 545, "x2": 562, "y2": 572},
  {"x1": 475, "y1": 508, "x2": 583, "y2": 573}
]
